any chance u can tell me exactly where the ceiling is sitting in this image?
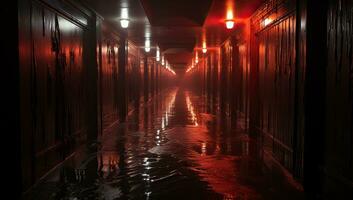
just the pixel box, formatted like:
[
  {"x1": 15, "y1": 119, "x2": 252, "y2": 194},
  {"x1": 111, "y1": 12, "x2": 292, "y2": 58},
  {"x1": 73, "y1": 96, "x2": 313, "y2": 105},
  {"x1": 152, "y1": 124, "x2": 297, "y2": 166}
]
[{"x1": 84, "y1": 0, "x2": 264, "y2": 72}]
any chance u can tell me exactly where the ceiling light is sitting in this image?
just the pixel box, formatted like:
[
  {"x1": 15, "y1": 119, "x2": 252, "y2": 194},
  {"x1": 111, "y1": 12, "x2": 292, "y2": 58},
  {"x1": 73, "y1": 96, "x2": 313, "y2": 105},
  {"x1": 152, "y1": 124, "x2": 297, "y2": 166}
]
[
  {"x1": 156, "y1": 46, "x2": 160, "y2": 61},
  {"x1": 120, "y1": 19, "x2": 129, "y2": 28},
  {"x1": 145, "y1": 39, "x2": 150, "y2": 52},
  {"x1": 120, "y1": 8, "x2": 129, "y2": 28},
  {"x1": 225, "y1": 19, "x2": 234, "y2": 29},
  {"x1": 225, "y1": 9, "x2": 235, "y2": 29},
  {"x1": 202, "y1": 42, "x2": 207, "y2": 53}
]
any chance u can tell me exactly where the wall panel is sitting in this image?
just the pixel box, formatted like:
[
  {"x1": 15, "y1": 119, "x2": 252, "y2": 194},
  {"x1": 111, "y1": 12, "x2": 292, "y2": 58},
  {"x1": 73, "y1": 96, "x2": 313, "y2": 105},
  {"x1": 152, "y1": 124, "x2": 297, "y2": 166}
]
[
  {"x1": 250, "y1": 0, "x2": 302, "y2": 177},
  {"x1": 20, "y1": 0, "x2": 88, "y2": 190},
  {"x1": 257, "y1": 13, "x2": 297, "y2": 171},
  {"x1": 324, "y1": 0, "x2": 353, "y2": 195},
  {"x1": 98, "y1": 26, "x2": 119, "y2": 131}
]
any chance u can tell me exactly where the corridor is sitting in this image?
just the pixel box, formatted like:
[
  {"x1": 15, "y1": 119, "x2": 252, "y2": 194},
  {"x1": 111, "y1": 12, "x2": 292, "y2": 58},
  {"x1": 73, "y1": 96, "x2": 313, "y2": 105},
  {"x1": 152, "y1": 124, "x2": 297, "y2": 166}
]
[
  {"x1": 26, "y1": 87, "x2": 303, "y2": 199},
  {"x1": 6, "y1": 0, "x2": 353, "y2": 199}
]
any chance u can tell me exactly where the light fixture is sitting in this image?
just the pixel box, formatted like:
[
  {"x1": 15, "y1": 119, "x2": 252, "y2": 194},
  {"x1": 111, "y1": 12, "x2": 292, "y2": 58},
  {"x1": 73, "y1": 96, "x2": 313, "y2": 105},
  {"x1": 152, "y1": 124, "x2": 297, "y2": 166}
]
[
  {"x1": 120, "y1": 8, "x2": 129, "y2": 28},
  {"x1": 225, "y1": 9, "x2": 234, "y2": 29},
  {"x1": 202, "y1": 42, "x2": 207, "y2": 53},
  {"x1": 145, "y1": 39, "x2": 150, "y2": 52},
  {"x1": 161, "y1": 55, "x2": 165, "y2": 65},
  {"x1": 195, "y1": 51, "x2": 199, "y2": 64},
  {"x1": 156, "y1": 46, "x2": 160, "y2": 61},
  {"x1": 120, "y1": 19, "x2": 129, "y2": 28},
  {"x1": 225, "y1": 19, "x2": 234, "y2": 29},
  {"x1": 263, "y1": 18, "x2": 272, "y2": 27}
]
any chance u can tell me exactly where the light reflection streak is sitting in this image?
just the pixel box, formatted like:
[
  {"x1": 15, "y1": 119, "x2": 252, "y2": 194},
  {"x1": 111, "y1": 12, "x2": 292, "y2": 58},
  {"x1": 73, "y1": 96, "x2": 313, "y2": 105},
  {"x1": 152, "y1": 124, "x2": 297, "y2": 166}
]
[
  {"x1": 143, "y1": 89, "x2": 178, "y2": 198},
  {"x1": 185, "y1": 92, "x2": 198, "y2": 126},
  {"x1": 98, "y1": 152, "x2": 119, "y2": 178},
  {"x1": 160, "y1": 90, "x2": 177, "y2": 131},
  {"x1": 201, "y1": 142, "x2": 207, "y2": 156}
]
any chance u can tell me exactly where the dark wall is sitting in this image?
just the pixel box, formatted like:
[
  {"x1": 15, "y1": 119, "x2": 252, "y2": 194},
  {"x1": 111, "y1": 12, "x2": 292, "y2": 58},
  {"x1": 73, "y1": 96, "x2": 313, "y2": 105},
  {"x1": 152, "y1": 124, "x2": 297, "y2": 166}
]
[
  {"x1": 250, "y1": 0, "x2": 300, "y2": 174},
  {"x1": 220, "y1": 34, "x2": 251, "y2": 129},
  {"x1": 322, "y1": 0, "x2": 353, "y2": 197},
  {"x1": 97, "y1": 24, "x2": 119, "y2": 132},
  {"x1": 18, "y1": 0, "x2": 176, "y2": 194},
  {"x1": 241, "y1": 0, "x2": 353, "y2": 197},
  {"x1": 19, "y1": 0, "x2": 93, "y2": 190},
  {"x1": 127, "y1": 43, "x2": 142, "y2": 110}
]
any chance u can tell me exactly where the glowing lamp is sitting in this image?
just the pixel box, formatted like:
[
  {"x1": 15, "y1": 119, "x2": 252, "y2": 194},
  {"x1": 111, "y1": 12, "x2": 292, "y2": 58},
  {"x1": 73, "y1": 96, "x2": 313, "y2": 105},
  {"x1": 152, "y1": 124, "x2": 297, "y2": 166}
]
[
  {"x1": 145, "y1": 39, "x2": 150, "y2": 52},
  {"x1": 263, "y1": 18, "x2": 272, "y2": 27},
  {"x1": 156, "y1": 46, "x2": 160, "y2": 61},
  {"x1": 202, "y1": 48, "x2": 207, "y2": 54},
  {"x1": 120, "y1": 19, "x2": 129, "y2": 28},
  {"x1": 195, "y1": 51, "x2": 199, "y2": 63},
  {"x1": 120, "y1": 8, "x2": 129, "y2": 28},
  {"x1": 225, "y1": 19, "x2": 234, "y2": 29}
]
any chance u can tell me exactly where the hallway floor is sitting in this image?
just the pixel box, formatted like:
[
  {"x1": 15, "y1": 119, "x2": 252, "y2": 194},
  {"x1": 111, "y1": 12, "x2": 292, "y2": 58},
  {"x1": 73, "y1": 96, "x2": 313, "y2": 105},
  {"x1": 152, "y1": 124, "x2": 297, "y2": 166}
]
[{"x1": 25, "y1": 87, "x2": 304, "y2": 200}]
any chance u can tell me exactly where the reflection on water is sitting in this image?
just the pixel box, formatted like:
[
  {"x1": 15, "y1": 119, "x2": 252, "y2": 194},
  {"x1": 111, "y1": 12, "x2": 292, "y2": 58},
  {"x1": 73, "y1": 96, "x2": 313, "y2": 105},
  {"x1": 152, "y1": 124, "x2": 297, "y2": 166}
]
[
  {"x1": 26, "y1": 87, "x2": 304, "y2": 200},
  {"x1": 185, "y1": 91, "x2": 198, "y2": 126}
]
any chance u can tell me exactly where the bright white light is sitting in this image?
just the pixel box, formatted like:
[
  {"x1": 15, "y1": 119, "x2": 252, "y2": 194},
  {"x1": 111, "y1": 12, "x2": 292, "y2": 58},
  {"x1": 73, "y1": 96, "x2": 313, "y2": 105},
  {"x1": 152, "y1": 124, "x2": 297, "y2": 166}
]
[
  {"x1": 145, "y1": 39, "x2": 150, "y2": 47},
  {"x1": 156, "y1": 46, "x2": 160, "y2": 61},
  {"x1": 202, "y1": 48, "x2": 207, "y2": 53},
  {"x1": 145, "y1": 39, "x2": 150, "y2": 52},
  {"x1": 225, "y1": 20, "x2": 234, "y2": 29},
  {"x1": 161, "y1": 55, "x2": 165, "y2": 65},
  {"x1": 263, "y1": 18, "x2": 272, "y2": 27},
  {"x1": 225, "y1": 9, "x2": 234, "y2": 29},
  {"x1": 121, "y1": 8, "x2": 128, "y2": 18},
  {"x1": 120, "y1": 8, "x2": 129, "y2": 28},
  {"x1": 120, "y1": 19, "x2": 129, "y2": 28}
]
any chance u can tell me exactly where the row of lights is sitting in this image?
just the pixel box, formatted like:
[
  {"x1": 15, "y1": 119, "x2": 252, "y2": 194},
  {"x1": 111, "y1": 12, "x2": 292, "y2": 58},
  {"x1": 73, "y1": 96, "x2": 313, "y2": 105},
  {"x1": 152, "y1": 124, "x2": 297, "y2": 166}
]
[
  {"x1": 120, "y1": 9, "x2": 235, "y2": 30},
  {"x1": 187, "y1": 8, "x2": 235, "y2": 73},
  {"x1": 119, "y1": 8, "x2": 175, "y2": 75},
  {"x1": 120, "y1": 7, "x2": 236, "y2": 75},
  {"x1": 197, "y1": 9, "x2": 234, "y2": 55},
  {"x1": 186, "y1": 53, "x2": 197, "y2": 73},
  {"x1": 186, "y1": 46, "x2": 209, "y2": 73}
]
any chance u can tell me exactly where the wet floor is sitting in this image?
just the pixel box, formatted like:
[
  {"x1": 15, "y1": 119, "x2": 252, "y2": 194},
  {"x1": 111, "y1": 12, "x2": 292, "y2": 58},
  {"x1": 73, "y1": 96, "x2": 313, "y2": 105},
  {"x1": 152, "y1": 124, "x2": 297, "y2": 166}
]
[{"x1": 25, "y1": 87, "x2": 304, "y2": 200}]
